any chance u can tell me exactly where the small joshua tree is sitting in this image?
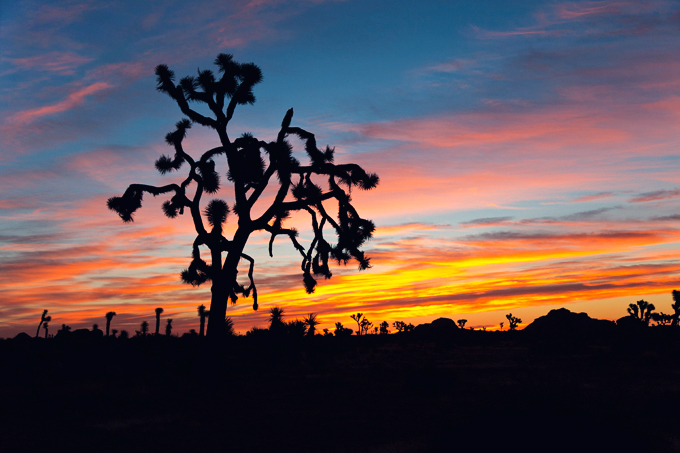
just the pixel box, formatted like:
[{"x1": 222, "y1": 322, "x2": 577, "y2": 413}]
[
  {"x1": 111, "y1": 329, "x2": 118, "y2": 338},
  {"x1": 165, "y1": 319, "x2": 173, "y2": 336},
  {"x1": 506, "y1": 314, "x2": 521, "y2": 331},
  {"x1": 155, "y1": 308, "x2": 164, "y2": 335},
  {"x1": 457, "y1": 319, "x2": 467, "y2": 329},
  {"x1": 107, "y1": 54, "x2": 378, "y2": 339},
  {"x1": 671, "y1": 290, "x2": 680, "y2": 326},
  {"x1": 141, "y1": 321, "x2": 149, "y2": 336},
  {"x1": 379, "y1": 321, "x2": 389, "y2": 335},
  {"x1": 627, "y1": 300, "x2": 655, "y2": 326},
  {"x1": 499, "y1": 322, "x2": 504, "y2": 331},
  {"x1": 105, "y1": 311, "x2": 116, "y2": 337},
  {"x1": 43, "y1": 320, "x2": 50, "y2": 338},
  {"x1": 350, "y1": 313, "x2": 366, "y2": 335},
  {"x1": 36, "y1": 310, "x2": 50, "y2": 338},
  {"x1": 197, "y1": 304, "x2": 210, "y2": 337}
]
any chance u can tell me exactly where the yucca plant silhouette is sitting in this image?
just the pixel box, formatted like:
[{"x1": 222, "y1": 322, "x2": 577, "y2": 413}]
[
  {"x1": 36, "y1": 310, "x2": 49, "y2": 338},
  {"x1": 198, "y1": 304, "x2": 210, "y2": 337},
  {"x1": 105, "y1": 311, "x2": 116, "y2": 337},
  {"x1": 154, "y1": 308, "x2": 164, "y2": 335},
  {"x1": 269, "y1": 307, "x2": 285, "y2": 333},
  {"x1": 108, "y1": 54, "x2": 378, "y2": 338},
  {"x1": 303, "y1": 313, "x2": 319, "y2": 336},
  {"x1": 165, "y1": 318, "x2": 173, "y2": 336},
  {"x1": 43, "y1": 319, "x2": 50, "y2": 339},
  {"x1": 141, "y1": 321, "x2": 149, "y2": 336}
]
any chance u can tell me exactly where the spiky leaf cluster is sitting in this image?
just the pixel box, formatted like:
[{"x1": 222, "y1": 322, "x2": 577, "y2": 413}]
[
  {"x1": 229, "y1": 133, "x2": 266, "y2": 187},
  {"x1": 204, "y1": 199, "x2": 229, "y2": 233},
  {"x1": 107, "y1": 189, "x2": 143, "y2": 222},
  {"x1": 181, "y1": 257, "x2": 211, "y2": 286},
  {"x1": 197, "y1": 160, "x2": 220, "y2": 194}
]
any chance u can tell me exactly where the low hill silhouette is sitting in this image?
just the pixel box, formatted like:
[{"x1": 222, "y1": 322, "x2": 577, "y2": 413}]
[
  {"x1": 413, "y1": 317, "x2": 459, "y2": 338},
  {"x1": 523, "y1": 308, "x2": 616, "y2": 338}
]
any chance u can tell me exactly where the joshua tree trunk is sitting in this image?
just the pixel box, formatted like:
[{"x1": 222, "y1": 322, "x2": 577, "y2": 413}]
[{"x1": 206, "y1": 230, "x2": 249, "y2": 338}]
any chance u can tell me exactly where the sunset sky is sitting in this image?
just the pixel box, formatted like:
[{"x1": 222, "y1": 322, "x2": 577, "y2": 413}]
[{"x1": 2, "y1": 0, "x2": 680, "y2": 337}]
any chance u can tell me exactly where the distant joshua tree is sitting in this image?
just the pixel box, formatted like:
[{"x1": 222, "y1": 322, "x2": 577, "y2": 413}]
[
  {"x1": 105, "y1": 311, "x2": 117, "y2": 336},
  {"x1": 323, "y1": 328, "x2": 332, "y2": 336},
  {"x1": 111, "y1": 329, "x2": 119, "y2": 338},
  {"x1": 500, "y1": 322, "x2": 504, "y2": 331},
  {"x1": 141, "y1": 321, "x2": 149, "y2": 336},
  {"x1": 671, "y1": 290, "x2": 680, "y2": 326},
  {"x1": 119, "y1": 330, "x2": 129, "y2": 339},
  {"x1": 36, "y1": 310, "x2": 50, "y2": 338},
  {"x1": 457, "y1": 319, "x2": 467, "y2": 329},
  {"x1": 303, "y1": 313, "x2": 319, "y2": 336},
  {"x1": 154, "y1": 308, "x2": 164, "y2": 335},
  {"x1": 166, "y1": 319, "x2": 173, "y2": 336},
  {"x1": 351, "y1": 313, "x2": 373, "y2": 336},
  {"x1": 43, "y1": 320, "x2": 50, "y2": 338},
  {"x1": 627, "y1": 300, "x2": 655, "y2": 326},
  {"x1": 392, "y1": 321, "x2": 414, "y2": 333},
  {"x1": 379, "y1": 321, "x2": 390, "y2": 335},
  {"x1": 506, "y1": 314, "x2": 521, "y2": 331},
  {"x1": 198, "y1": 304, "x2": 210, "y2": 337}
]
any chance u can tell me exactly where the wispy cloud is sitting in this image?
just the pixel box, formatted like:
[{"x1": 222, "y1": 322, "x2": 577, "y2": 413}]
[
  {"x1": 630, "y1": 189, "x2": 680, "y2": 203},
  {"x1": 7, "y1": 82, "x2": 113, "y2": 125}
]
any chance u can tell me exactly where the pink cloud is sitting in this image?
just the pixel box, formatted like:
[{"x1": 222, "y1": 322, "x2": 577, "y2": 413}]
[
  {"x1": 4, "y1": 52, "x2": 93, "y2": 75},
  {"x1": 8, "y1": 82, "x2": 113, "y2": 125}
]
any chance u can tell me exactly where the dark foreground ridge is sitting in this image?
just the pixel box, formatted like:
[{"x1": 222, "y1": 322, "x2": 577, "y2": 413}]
[{"x1": 3, "y1": 308, "x2": 680, "y2": 452}]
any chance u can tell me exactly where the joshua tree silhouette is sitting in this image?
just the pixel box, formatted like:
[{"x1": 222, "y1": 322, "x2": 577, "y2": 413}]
[
  {"x1": 457, "y1": 319, "x2": 467, "y2": 329},
  {"x1": 141, "y1": 321, "x2": 149, "y2": 336},
  {"x1": 165, "y1": 319, "x2": 173, "y2": 336},
  {"x1": 671, "y1": 290, "x2": 680, "y2": 326},
  {"x1": 155, "y1": 308, "x2": 164, "y2": 335},
  {"x1": 36, "y1": 310, "x2": 50, "y2": 338},
  {"x1": 107, "y1": 54, "x2": 378, "y2": 338},
  {"x1": 627, "y1": 300, "x2": 655, "y2": 326},
  {"x1": 111, "y1": 328, "x2": 118, "y2": 338},
  {"x1": 506, "y1": 314, "x2": 521, "y2": 331},
  {"x1": 43, "y1": 320, "x2": 49, "y2": 338},
  {"x1": 269, "y1": 307, "x2": 285, "y2": 333},
  {"x1": 379, "y1": 321, "x2": 390, "y2": 335},
  {"x1": 197, "y1": 304, "x2": 210, "y2": 337},
  {"x1": 351, "y1": 313, "x2": 367, "y2": 336},
  {"x1": 105, "y1": 311, "x2": 116, "y2": 337},
  {"x1": 303, "y1": 313, "x2": 319, "y2": 336}
]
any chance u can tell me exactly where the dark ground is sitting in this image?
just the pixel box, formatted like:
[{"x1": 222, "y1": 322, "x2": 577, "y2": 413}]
[{"x1": 1, "y1": 330, "x2": 680, "y2": 452}]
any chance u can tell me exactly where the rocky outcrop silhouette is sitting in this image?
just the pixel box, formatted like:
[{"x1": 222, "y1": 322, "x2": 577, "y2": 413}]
[
  {"x1": 413, "y1": 317, "x2": 459, "y2": 339},
  {"x1": 523, "y1": 308, "x2": 615, "y2": 338}
]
